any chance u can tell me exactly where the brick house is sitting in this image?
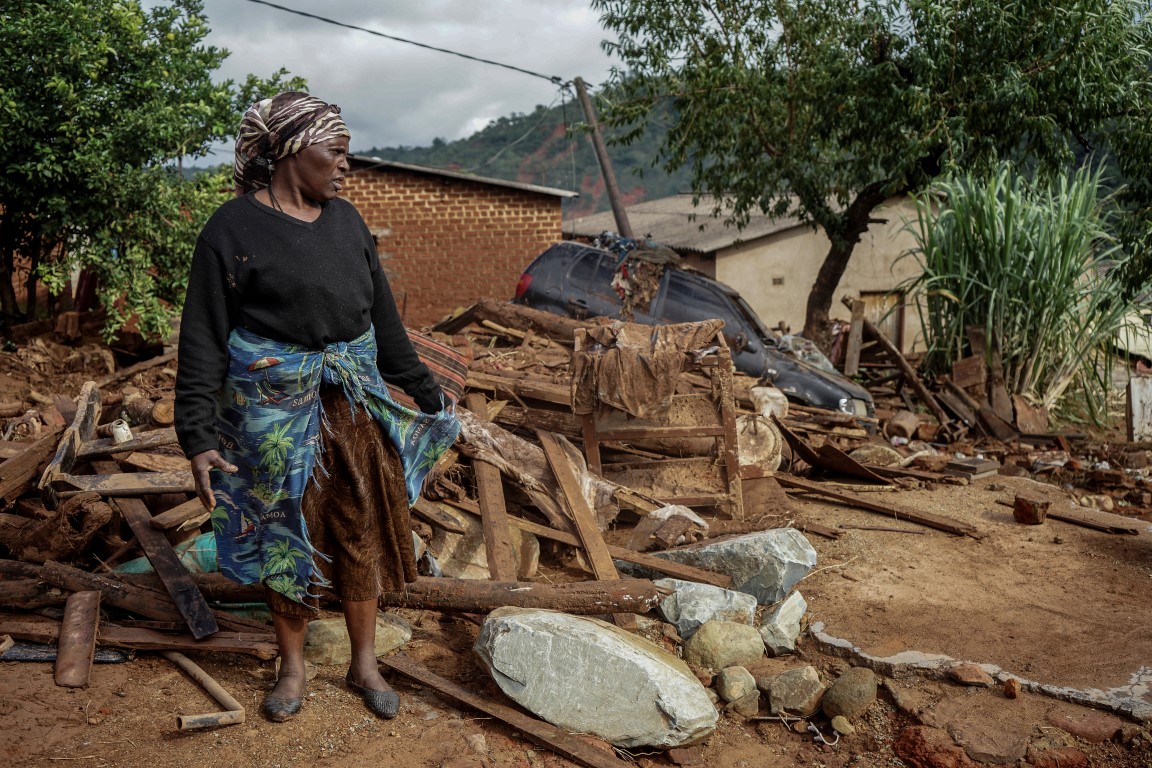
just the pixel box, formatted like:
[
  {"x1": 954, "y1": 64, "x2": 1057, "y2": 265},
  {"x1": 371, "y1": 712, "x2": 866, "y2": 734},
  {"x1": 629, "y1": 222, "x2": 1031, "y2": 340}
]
[{"x1": 342, "y1": 156, "x2": 578, "y2": 328}]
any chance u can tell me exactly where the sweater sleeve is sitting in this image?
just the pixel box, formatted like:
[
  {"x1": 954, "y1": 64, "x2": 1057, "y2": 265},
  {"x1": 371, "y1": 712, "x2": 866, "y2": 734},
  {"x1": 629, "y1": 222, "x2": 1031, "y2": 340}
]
[
  {"x1": 175, "y1": 235, "x2": 235, "y2": 457},
  {"x1": 369, "y1": 262, "x2": 444, "y2": 413}
]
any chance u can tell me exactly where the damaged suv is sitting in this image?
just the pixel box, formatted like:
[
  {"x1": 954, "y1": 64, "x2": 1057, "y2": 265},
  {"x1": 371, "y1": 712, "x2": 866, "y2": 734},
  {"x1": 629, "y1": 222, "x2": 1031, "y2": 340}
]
[{"x1": 512, "y1": 240, "x2": 873, "y2": 417}]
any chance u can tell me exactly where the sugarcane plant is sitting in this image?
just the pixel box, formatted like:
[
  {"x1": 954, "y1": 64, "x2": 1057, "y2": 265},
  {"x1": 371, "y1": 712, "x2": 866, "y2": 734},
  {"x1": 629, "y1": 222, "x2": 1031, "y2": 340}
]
[{"x1": 901, "y1": 162, "x2": 1138, "y2": 425}]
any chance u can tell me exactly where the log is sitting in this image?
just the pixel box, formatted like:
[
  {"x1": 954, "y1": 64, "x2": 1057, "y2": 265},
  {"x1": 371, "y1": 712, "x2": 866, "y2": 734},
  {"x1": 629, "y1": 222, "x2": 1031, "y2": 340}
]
[
  {"x1": 380, "y1": 577, "x2": 669, "y2": 614},
  {"x1": 0, "y1": 426, "x2": 65, "y2": 503},
  {"x1": 433, "y1": 298, "x2": 593, "y2": 344},
  {"x1": 150, "y1": 397, "x2": 175, "y2": 426},
  {"x1": 0, "y1": 615, "x2": 277, "y2": 659},
  {"x1": 55, "y1": 590, "x2": 101, "y2": 688},
  {"x1": 382, "y1": 655, "x2": 633, "y2": 768},
  {"x1": 78, "y1": 426, "x2": 178, "y2": 459}
]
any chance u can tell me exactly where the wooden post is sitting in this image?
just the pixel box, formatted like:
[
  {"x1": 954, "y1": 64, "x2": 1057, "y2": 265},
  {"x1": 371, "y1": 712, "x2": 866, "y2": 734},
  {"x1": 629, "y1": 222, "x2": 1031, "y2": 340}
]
[
  {"x1": 464, "y1": 393, "x2": 520, "y2": 581},
  {"x1": 573, "y1": 76, "x2": 633, "y2": 239},
  {"x1": 844, "y1": 299, "x2": 864, "y2": 377}
]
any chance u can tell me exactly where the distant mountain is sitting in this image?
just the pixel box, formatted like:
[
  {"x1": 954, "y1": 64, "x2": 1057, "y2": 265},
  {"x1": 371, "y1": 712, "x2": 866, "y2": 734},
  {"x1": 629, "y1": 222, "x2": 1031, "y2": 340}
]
[{"x1": 360, "y1": 98, "x2": 695, "y2": 220}]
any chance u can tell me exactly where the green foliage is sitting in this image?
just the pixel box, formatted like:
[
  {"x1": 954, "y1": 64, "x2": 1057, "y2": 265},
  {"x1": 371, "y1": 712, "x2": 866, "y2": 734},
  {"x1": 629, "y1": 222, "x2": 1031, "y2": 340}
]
[
  {"x1": 361, "y1": 97, "x2": 695, "y2": 217},
  {"x1": 591, "y1": 0, "x2": 1152, "y2": 341},
  {"x1": 902, "y1": 163, "x2": 1132, "y2": 423},
  {"x1": 0, "y1": 0, "x2": 304, "y2": 340}
]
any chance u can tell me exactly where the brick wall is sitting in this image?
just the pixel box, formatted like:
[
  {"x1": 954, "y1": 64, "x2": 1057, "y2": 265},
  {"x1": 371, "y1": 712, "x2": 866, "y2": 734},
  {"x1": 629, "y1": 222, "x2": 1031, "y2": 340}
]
[{"x1": 343, "y1": 165, "x2": 564, "y2": 328}]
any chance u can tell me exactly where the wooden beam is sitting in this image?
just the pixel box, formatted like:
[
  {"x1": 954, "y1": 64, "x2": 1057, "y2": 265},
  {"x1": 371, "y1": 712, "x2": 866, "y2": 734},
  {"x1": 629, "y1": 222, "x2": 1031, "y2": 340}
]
[
  {"x1": 381, "y1": 655, "x2": 633, "y2": 768},
  {"x1": 380, "y1": 577, "x2": 669, "y2": 614},
  {"x1": 844, "y1": 299, "x2": 864, "y2": 377},
  {"x1": 150, "y1": 497, "x2": 208, "y2": 531},
  {"x1": 0, "y1": 426, "x2": 64, "y2": 503},
  {"x1": 78, "y1": 426, "x2": 178, "y2": 459},
  {"x1": 465, "y1": 394, "x2": 520, "y2": 581},
  {"x1": 776, "y1": 475, "x2": 980, "y2": 538},
  {"x1": 52, "y1": 469, "x2": 196, "y2": 497},
  {"x1": 537, "y1": 430, "x2": 636, "y2": 630},
  {"x1": 54, "y1": 590, "x2": 101, "y2": 688},
  {"x1": 88, "y1": 462, "x2": 219, "y2": 639},
  {"x1": 410, "y1": 497, "x2": 467, "y2": 535}
]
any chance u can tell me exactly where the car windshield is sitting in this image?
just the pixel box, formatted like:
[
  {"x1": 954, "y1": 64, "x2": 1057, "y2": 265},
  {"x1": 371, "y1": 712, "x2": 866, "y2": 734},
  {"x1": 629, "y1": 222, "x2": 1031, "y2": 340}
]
[{"x1": 732, "y1": 293, "x2": 774, "y2": 340}]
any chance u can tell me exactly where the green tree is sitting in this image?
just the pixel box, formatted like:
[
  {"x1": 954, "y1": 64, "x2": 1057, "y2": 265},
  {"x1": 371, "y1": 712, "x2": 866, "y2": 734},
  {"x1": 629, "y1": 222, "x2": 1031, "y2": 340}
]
[
  {"x1": 0, "y1": 0, "x2": 304, "y2": 340},
  {"x1": 591, "y1": 0, "x2": 1152, "y2": 347}
]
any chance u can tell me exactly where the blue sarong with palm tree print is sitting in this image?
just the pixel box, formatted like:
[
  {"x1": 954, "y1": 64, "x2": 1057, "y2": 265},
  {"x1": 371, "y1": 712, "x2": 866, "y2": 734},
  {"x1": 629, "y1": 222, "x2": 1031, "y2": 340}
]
[{"x1": 210, "y1": 325, "x2": 460, "y2": 604}]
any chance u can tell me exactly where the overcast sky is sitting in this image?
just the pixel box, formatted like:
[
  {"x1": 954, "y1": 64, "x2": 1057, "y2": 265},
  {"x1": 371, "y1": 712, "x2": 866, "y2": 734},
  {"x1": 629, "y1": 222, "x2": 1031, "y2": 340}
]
[{"x1": 187, "y1": 0, "x2": 618, "y2": 164}]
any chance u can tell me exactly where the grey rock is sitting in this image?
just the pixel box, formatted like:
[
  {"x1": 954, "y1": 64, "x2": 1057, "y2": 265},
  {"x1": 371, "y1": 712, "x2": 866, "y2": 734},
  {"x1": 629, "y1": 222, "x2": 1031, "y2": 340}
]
[
  {"x1": 716, "y1": 666, "x2": 757, "y2": 703},
  {"x1": 303, "y1": 612, "x2": 410, "y2": 666},
  {"x1": 949, "y1": 721, "x2": 1029, "y2": 764},
  {"x1": 654, "y1": 578, "x2": 758, "y2": 640},
  {"x1": 648, "y1": 529, "x2": 817, "y2": 604},
  {"x1": 683, "y1": 620, "x2": 765, "y2": 671},
  {"x1": 759, "y1": 591, "x2": 807, "y2": 655},
  {"x1": 767, "y1": 666, "x2": 825, "y2": 717},
  {"x1": 822, "y1": 666, "x2": 877, "y2": 719},
  {"x1": 473, "y1": 608, "x2": 717, "y2": 749},
  {"x1": 727, "y1": 690, "x2": 761, "y2": 718}
]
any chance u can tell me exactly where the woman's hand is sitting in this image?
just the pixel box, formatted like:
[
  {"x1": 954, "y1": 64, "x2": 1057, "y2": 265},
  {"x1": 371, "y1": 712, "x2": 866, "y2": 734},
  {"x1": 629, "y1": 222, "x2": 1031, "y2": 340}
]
[{"x1": 190, "y1": 450, "x2": 237, "y2": 511}]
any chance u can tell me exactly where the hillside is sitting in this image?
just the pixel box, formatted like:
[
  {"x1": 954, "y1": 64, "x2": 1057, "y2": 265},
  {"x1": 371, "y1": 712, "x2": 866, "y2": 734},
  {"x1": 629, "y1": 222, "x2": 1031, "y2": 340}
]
[{"x1": 361, "y1": 99, "x2": 694, "y2": 219}]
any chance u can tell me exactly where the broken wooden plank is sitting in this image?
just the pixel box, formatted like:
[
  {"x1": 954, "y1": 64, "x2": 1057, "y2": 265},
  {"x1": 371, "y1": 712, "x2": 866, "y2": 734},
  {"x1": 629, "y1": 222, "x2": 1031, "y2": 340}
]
[
  {"x1": 37, "y1": 381, "x2": 101, "y2": 506},
  {"x1": 380, "y1": 577, "x2": 669, "y2": 614},
  {"x1": 537, "y1": 430, "x2": 635, "y2": 630},
  {"x1": 119, "y1": 451, "x2": 189, "y2": 473},
  {"x1": 993, "y1": 499, "x2": 1142, "y2": 534},
  {"x1": 150, "y1": 497, "x2": 208, "y2": 531},
  {"x1": 795, "y1": 520, "x2": 842, "y2": 540},
  {"x1": 951, "y1": 355, "x2": 987, "y2": 391},
  {"x1": 410, "y1": 497, "x2": 467, "y2": 535},
  {"x1": 0, "y1": 614, "x2": 276, "y2": 659},
  {"x1": 0, "y1": 426, "x2": 64, "y2": 503},
  {"x1": 87, "y1": 461, "x2": 218, "y2": 639},
  {"x1": 465, "y1": 393, "x2": 520, "y2": 581},
  {"x1": 381, "y1": 654, "x2": 633, "y2": 768},
  {"x1": 77, "y1": 426, "x2": 178, "y2": 459},
  {"x1": 859, "y1": 313, "x2": 950, "y2": 426},
  {"x1": 843, "y1": 299, "x2": 864, "y2": 377},
  {"x1": 52, "y1": 469, "x2": 196, "y2": 498},
  {"x1": 467, "y1": 370, "x2": 573, "y2": 407},
  {"x1": 776, "y1": 474, "x2": 980, "y2": 538},
  {"x1": 55, "y1": 590, "x2": 101, "y2": 688}
]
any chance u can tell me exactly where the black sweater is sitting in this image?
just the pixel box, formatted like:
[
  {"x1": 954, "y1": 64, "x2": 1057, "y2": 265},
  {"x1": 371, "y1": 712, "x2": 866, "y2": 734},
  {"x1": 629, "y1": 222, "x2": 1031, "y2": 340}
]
[{"x1": 175, "y1": 193, "x2": 442, "y2": 458}]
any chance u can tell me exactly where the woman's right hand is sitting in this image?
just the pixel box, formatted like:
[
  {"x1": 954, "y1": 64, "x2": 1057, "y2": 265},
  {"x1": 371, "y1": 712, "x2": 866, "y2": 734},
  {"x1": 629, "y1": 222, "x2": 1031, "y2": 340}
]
[{"x1": 190, "y1": 450, "x2": 238, "y2": 511}]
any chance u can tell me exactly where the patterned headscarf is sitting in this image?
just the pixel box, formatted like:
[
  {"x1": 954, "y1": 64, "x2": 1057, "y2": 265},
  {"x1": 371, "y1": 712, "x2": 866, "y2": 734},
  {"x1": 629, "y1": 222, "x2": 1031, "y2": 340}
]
[{"x1": 232, "y1": 91, "x2": 350, "y2": 194}]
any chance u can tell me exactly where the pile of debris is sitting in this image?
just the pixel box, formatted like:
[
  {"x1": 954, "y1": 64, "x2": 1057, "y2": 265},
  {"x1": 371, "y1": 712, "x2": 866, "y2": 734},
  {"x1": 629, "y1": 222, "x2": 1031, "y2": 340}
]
[{"x1": 0, "y1": 303, "x2": 1148, "y2": 765}]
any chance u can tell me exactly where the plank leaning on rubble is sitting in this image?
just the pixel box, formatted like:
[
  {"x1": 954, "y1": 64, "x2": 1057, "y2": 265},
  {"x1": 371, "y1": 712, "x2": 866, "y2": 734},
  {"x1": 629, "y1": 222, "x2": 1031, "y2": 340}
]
[{"x1": 465, "y1": 393, "x2": 519, "y2": 581}]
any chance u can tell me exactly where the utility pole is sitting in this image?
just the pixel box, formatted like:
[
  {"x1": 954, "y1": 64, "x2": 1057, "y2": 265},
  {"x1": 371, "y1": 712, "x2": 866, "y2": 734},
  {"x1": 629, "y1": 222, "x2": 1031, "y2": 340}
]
[{"x1": 573, "y1": 77, "x2": 634, "y2": 239}]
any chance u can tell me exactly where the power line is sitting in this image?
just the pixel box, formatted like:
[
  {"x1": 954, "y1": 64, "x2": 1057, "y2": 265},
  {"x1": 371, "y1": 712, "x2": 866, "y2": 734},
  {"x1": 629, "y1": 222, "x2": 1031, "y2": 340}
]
[{"x1": 243, "y1": 0, "x2": 567, "y2": 86}]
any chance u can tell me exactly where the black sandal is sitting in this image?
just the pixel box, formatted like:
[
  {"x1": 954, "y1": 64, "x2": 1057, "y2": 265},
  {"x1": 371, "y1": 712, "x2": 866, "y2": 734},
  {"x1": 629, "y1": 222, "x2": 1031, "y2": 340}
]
[{"x1": 345, "y1": 672, "x2": 400, "y2": 719}]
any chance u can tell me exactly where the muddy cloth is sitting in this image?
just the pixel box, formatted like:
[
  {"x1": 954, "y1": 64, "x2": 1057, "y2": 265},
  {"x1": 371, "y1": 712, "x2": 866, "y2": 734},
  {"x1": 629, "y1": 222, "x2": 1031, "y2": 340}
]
[
  {"x1": 263, "y1": 387, "x2": 416, "y2": 618},
  {"x1": 210, "y1": 325, "x2": 459, "y2": 606},
  {"x1": 610, "y1": 241, "x2": 683, "y2": 321},
  {"x1": 571, "y1": 319, "x2": 725, "y2": 419}
]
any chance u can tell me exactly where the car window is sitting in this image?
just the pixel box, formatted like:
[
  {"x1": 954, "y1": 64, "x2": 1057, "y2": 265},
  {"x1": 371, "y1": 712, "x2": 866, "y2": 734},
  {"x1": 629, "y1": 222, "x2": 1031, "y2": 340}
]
[
  {"x1": 568, "y1": 251, "x2": 618, "y2": 291},
  {"x1": 661, "y1": 273, "x2": 744, "y2": 334}
]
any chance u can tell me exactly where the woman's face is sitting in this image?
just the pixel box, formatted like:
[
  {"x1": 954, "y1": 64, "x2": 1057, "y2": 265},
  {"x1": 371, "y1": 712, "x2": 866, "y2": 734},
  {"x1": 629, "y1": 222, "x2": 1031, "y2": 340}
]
[{"x1": 284, "y1": 136, "x2": 350, "y2": 202}]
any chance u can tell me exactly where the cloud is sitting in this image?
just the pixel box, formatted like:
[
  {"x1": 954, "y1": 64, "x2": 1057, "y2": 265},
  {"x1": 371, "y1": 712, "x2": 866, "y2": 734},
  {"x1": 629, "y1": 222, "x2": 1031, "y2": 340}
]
[{"x1": 187, "y1": 0, "x2": 616, "y2": 162}]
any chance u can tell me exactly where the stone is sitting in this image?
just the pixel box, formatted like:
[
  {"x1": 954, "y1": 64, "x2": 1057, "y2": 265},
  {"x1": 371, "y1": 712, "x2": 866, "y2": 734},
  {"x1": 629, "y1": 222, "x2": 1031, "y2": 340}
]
[
  {"x1": 767, "y1": 665, "x2": 825, "y2": 717},
  {"x1": 821, "y1": 666, "x2": 877, "y2": 720},
  {"x1": 947, "y1": 662, "x2": 996, "y2": 687},
  {"x1": 683, "y1": 620, "x2": 765, "y2": 671},
  {"x1": 727, "y1": 690, "x2": 761, "y2": 718},
  {"x1": 849, "y1": 443, "x2": 905, "y2": 467},
  {"x1": 666, "y1": 746, "x2": 706, "y2": 766},
  {"x1": 1026, "y1": 747, "x2": 1090, "y2": 768},
  {"x1": 758, "y1": 591, "x2": 807, "y2": 656},
  {"x1": 303, "y1": 612, "x2": 410, "y2": 666},
  {"x1": 648, "y1": 529, "x2": 817, "y2": 604},
  {"x1": 1003, "y1": 678, "x2": 1021, "y2": 699},
  {"x1": 427, "y1": 502, "x2": 539, "y2": 579},
  {"x1": 883, "y1": 679, "x2": 935, "y2": 721},
  {"x1": 716, "y1": 666, "x2": 757, "y2": 703},
  {"x1": 473, "y1": 608, "x2": 717, "y2": 749},
  {"x1": 653, "y1": 578, "x2": 758, "y2": 641},
  {"x1": 1013, "y1": 495, "x2": 1050, "y2": 525},
  {"x1": 831, "y1": 715, "x2": 855, "y2": 735},
  {"x1": 893, "y1": 725, "x2": 980, "y2": 768},
  {"x1": 1045, "y1": 708, "x2": 1123, "y2": 743},
  {"x1": 949, "y1": 720, "x2": 1029, "y2": 764}
]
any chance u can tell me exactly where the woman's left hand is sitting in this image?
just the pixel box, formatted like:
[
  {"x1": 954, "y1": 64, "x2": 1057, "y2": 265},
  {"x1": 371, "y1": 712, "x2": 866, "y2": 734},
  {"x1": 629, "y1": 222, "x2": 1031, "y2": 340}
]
[{"x1": 190, "y1": 449, "x2": 238, "y2": 510}]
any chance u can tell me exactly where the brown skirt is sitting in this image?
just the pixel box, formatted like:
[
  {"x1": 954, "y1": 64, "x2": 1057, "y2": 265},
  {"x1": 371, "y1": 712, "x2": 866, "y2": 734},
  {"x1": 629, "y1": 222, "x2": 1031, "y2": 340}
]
[{"x1": 264, "y1": 387, "x2": 417, "y2": 618}]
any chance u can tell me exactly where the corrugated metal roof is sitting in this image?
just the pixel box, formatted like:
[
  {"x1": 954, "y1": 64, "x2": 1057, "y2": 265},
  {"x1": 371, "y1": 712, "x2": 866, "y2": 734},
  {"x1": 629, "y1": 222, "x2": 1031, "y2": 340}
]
[
  {"x1": 349, "y1": 155, "x2": 579, "y2": 199},
  {"x1": 563, "y1": 194, "x2": 804, "y2": 253}
]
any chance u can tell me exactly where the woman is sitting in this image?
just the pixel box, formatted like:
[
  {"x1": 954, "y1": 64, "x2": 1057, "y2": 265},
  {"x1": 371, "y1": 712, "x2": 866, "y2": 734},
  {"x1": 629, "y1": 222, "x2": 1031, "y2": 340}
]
[{"x1": 175, "y1": 92, "x2": 459, "y2": 722}]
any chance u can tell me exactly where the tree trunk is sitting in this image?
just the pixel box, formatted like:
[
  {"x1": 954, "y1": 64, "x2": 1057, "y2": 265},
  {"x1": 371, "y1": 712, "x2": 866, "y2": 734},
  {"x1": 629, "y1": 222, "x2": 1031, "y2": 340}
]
[
  {"x1": 0, "y1": 215, "x2": 23, "y2": 319},
  {"x1": 802, "y1": 183, "x2": 891, "y2": 351},
  {"x1": 23, "y1": 234, "x2": 40, "y2": 321}
]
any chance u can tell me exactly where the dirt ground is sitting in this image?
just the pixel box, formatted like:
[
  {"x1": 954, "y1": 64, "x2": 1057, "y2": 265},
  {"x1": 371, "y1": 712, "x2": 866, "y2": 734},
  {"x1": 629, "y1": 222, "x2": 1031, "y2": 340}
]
[{"x1": 3, "y1": 338, "x2": 1152, "y2": 767}]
